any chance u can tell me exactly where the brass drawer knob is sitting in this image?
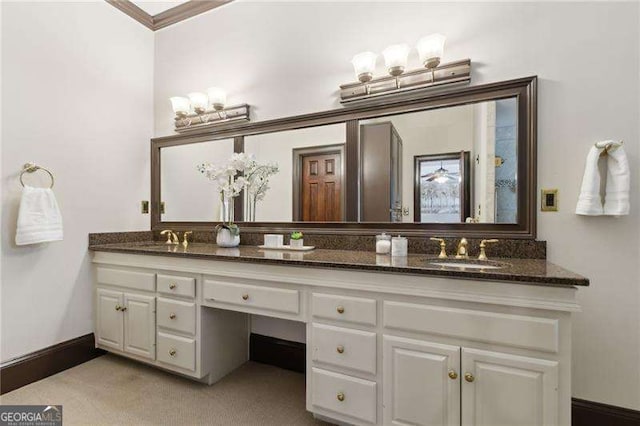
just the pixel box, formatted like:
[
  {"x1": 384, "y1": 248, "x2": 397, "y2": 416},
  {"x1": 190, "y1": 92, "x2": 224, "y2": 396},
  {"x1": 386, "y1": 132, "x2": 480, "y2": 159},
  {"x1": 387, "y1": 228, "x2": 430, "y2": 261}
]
[
  {"x1": 120, "y1": 306, "x2": 127, "y2": 312},
  {"x1": 448, "y1": 369, "x2": 458, "y2": 380},
  {"x1": 169, "y1": 283, "x2": 177, "y2": 290},
  {"x1": 242, "y1": 294, "x2": 249, "y2": 300},
  {"x1": 336, "y1": 345, "x2": 345, "y2": 354},
  {"x1": 336, "y1": 306, "x2": 345, "y2": 314},
  {"x1": 464, "y1": 373, "x2": 475, "y2": 383},
  {"x1": 115, "y1": 305, "x2": 122, "y2": 311},
  {"x1": 336, "y1": 392, "x2": 345, "y2": 402},
  {"x1": 169, "y1": 348, "x2": 177, "y2": 357},
  {"x1": 169, "y1": 313, "x2": 176, "y2": 320}
]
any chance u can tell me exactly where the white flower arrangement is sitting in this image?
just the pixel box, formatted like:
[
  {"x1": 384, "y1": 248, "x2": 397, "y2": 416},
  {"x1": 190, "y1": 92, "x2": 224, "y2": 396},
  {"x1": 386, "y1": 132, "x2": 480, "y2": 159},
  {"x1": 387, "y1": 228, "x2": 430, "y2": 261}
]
[{"x1": 197, "y1": 153, "x2": 279, "y2": 227}]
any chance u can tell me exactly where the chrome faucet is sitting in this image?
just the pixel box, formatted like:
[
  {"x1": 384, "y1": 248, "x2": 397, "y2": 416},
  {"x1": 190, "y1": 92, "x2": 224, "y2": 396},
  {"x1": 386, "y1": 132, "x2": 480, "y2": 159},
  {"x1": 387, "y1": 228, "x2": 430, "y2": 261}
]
[{"x1": 455, "y1": 238, "x2": 469, "y2": 259}]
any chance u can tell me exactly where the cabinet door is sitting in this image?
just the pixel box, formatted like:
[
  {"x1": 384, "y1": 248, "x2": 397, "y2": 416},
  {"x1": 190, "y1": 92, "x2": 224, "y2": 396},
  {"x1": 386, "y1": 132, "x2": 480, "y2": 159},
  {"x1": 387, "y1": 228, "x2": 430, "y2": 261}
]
[
  {"x1": 123, "y1": 293, "x2": 156, "y2": 360},
  {"x1": 461, "y1": 348, "x2": 559, "y2": 426},
  {"x1": 96, "y1": 289, "x2": 124, "y2": 351},
  {"x1": 383, "y1": 336, "x2": 460, "y2": 426}
]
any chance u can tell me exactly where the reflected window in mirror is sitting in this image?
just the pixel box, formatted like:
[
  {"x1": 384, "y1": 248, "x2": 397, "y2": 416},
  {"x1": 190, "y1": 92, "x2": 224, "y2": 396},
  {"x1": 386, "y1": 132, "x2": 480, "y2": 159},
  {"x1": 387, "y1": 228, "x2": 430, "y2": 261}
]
[
  {"x1": 160, "y1": 138, "x2": 235, "y2": 221},
  {"x1": 243, "y1": 123, "x2": 346, "y2": 222},
  {"x1": 358, "y1": 97, "x2": 518, "y2": 224}
]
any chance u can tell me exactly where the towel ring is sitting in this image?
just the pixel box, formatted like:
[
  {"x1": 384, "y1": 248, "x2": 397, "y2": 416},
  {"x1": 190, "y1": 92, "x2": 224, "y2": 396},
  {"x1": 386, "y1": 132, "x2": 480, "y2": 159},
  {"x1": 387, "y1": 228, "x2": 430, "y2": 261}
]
[
  {"x1": 595, "y1": 140, "x2": 624, "y2": 154},
  {"x1": 19, "y1": 163, "x2": 54, "y2": 189}
]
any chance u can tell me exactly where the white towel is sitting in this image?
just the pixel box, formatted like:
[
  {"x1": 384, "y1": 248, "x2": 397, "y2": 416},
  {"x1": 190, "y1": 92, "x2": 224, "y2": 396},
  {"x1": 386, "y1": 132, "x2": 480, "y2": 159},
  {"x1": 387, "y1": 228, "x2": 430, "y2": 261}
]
[
  {"x1": 15, "y1": 186, "x2": 63, "y2": 245},
  {"x1": 576, "y1": 146, "x2": 605, "y2": 215},
  {"x1": 604, "y1": 145, "x2": 630, "y2": 216}
]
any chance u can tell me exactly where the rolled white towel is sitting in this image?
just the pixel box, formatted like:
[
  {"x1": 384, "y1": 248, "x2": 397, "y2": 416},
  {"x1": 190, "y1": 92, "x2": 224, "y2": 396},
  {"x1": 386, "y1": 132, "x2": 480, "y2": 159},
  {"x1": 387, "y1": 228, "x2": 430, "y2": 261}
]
[
  {"x1": 15, "y1": 186, "x2": 63, "y2": 245},
  {"x1": 576, "y1": 146, "x2": 605, "y2": 215},
  {"x1": 604, "y1": 144, "x2": 630, "y2": 216}
]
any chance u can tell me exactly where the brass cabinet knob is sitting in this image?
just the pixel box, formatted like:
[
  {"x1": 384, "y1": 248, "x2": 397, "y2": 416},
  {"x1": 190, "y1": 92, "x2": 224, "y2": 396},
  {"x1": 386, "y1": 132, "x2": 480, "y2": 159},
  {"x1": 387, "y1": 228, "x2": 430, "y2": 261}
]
[
  {"x1": 169, "y1": 283, "x2": 177, "y2": 290},
  {"x1": 115, "y1": 305, "x2": 122, "y2": 311},
  {"x1": 169, "y1": 348, "x2": 177, "y2": 357},
  {"x1": 336, "y1": 306, "x2": 345, "y2": 314},
  {"x1": 448, "y1": 369, "x2": 458, "y2": 380},
  {"x1": 169, "y1": 313, "x2": 176, "y2": 320},
  {"x1": 336, "y1": 345, "x2": 345, "y2": 354},
  {"x1": 464, "y1": 373, "x2": 475, "y2": 382},
  {"x1": 242, "y1": 294, "x2": 249, "y2": 300},
  {"x1": 336, "y1": 392, "x2": 345, "y2": 402},
  {"x1": 120, "y1": 306, "x2": 127, "y2": 312}
]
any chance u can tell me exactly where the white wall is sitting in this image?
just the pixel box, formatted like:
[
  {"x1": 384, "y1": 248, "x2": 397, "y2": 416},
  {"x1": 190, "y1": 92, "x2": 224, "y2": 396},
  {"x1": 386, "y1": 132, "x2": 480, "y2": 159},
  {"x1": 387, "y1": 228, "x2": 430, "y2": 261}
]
[
  {"x1": 1, "y1": 2, "x2": 154, "y2": 361},
  {"x1": 154, "y1": 1, "x2": 640, "y2": 409}
]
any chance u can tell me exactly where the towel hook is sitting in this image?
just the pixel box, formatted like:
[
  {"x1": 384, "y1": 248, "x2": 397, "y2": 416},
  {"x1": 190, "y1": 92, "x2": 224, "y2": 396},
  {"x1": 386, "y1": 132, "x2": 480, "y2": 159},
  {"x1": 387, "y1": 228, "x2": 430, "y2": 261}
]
[{"x1": 19, "y1": 163, "x2": 54, "y2": 188}]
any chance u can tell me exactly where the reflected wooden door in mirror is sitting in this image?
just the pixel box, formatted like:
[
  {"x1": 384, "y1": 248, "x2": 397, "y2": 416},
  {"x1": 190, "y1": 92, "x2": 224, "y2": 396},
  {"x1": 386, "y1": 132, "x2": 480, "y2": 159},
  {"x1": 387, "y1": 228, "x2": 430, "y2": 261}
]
[{"x1": 151, "y1": 76, "x2": 536, "y2": 238}]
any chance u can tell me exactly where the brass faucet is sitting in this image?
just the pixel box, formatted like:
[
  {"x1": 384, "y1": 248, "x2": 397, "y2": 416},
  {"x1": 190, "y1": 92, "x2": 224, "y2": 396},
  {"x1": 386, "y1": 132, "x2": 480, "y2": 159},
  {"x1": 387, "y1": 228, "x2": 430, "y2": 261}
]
[
  {"x1": 182, "y1": 231, "x2": 193, "y2": 248},
  {"x1": 455, "y1": 238, "x2": 469, "y2": 259},
  {"x1": 160, "y1": 230, "x2": 179, "y2": 245},
  {"x1": 430, "y1": 237, "x2": 448, "y2": 259},
  {"x1": 478, "y1": 239, "x2": 499, "y2": 261}
]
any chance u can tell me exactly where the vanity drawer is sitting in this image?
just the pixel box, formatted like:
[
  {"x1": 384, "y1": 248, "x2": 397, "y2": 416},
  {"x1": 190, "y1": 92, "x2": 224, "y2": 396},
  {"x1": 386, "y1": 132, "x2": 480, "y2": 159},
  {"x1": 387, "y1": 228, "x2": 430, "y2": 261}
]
[
  {"x1": 157, "y1": 332, "x2": 196, "y2": 371},
  {"x1": 157, "y1": 274, "x2": 195, "y2": 299},
  {"x1": 311, "y1": 367, "x2": 377, "y2": 424},
  {"x1": 157, "y1": 298, "x2": 196, "y2": 335},
  {"x1": 312, "y1": 293, "x2": 376, "y2": 327},
  {"x1": 203, "y1": 279, "x2": 299, "y2": 315},
  {"x1": 97, "y1": 267, "x2": 155, "y2": 292},
  {"x1": 312, "y1": 324, "x2": 376, "y2": 375},
  {"x1": 383, "y1": 301, "x2": 560, "y2": 353}
]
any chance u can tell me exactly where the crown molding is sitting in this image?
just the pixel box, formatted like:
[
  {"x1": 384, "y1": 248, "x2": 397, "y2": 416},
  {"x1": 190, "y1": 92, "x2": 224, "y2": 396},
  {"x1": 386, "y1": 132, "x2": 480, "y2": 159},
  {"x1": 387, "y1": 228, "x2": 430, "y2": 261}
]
[{"x1": 106, "y1": 0, "x2": 233, "y2": 31}]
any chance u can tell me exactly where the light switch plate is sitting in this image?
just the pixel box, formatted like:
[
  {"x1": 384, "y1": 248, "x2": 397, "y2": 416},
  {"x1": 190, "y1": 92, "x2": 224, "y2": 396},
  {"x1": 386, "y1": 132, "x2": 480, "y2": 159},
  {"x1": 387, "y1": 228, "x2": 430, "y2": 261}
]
[
  {"x1": 141, "y1": 200, "x2": 149, "y2": 214},
  {"x1": 541, "y1": 189, "x2": 558, "y2": 212}
]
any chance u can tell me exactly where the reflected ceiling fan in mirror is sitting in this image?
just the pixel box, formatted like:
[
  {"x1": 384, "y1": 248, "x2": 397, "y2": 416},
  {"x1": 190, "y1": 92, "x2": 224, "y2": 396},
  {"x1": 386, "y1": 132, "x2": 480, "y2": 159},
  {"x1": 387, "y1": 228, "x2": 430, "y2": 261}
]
[{"x1": 422, "y1": 161, "x2": 460, "y2": 184}]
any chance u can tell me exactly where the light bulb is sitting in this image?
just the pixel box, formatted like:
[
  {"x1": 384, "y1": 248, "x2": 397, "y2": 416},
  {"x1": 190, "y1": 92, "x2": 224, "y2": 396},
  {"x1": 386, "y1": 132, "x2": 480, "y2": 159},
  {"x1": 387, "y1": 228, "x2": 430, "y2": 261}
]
[
  {"x1": 351, "y1": 52, "x2": 377, "y2": 83},
  {"x1": 382, "y1": 44, "x2": 410, "y2": 76},
  {"x1": 416, "y1": 34, "x2": 446, "y2": 69},
  {"x1": 188, "y1": 92, "x2": 208, "y2": 114}
]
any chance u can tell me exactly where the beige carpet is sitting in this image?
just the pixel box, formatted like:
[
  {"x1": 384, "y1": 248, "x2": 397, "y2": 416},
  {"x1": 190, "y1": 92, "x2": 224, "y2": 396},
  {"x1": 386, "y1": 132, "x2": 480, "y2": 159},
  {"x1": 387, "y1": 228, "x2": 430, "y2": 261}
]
[{"x1": 1, "y1": 354, "x2": 331, "y2": 425}]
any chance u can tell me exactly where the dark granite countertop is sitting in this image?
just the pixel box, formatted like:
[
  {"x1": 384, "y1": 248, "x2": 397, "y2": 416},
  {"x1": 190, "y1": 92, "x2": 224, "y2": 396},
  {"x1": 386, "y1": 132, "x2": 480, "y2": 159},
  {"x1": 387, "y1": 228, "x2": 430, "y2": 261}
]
[{"x1": 89, "y1": 241, "x2": 589, "y2": 287}]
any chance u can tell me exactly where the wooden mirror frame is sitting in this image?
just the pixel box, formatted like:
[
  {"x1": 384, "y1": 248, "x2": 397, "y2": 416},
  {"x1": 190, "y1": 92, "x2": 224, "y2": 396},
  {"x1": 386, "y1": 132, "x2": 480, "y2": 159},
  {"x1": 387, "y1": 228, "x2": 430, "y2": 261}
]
[{"x1": 151, "y1": 76, "x2": 536, "y2": 238}]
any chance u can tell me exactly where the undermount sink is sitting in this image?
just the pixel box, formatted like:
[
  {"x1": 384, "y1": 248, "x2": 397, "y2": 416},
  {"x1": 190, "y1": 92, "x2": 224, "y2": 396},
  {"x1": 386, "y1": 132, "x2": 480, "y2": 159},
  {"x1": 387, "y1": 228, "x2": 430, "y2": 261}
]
[{"x1": 428, "y1": 258, "x2": 510, "y2": 270}]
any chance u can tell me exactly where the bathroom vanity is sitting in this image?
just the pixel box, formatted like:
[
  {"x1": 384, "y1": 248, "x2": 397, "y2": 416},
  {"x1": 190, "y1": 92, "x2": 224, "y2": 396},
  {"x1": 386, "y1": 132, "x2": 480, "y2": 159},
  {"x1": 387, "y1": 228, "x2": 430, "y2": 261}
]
[{"x1": 90, "y1": 241, "x2": 587, "y2": 426}]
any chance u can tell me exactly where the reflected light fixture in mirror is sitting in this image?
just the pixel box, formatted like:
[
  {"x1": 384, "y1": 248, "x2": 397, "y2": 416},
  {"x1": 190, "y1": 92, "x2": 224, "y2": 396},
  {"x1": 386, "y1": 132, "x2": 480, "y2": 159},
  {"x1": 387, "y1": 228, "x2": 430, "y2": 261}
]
[
  {"x1": 382, "y1": 44, "x2": 410, "y2": 76},
  {"x1": 416, "y1": 33, "x2": 446, "y2": 69},
  {"x1": 351, "y1": 52, "x2": 377, "y2": 83}
]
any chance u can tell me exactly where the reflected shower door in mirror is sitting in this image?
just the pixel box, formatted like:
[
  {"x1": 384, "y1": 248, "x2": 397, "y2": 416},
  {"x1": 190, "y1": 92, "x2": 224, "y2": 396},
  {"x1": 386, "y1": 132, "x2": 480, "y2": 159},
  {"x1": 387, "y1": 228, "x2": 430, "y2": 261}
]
[
  {"x1": 358, "y1": 97, "x2": 518, "y2": 224},
  {"x1": 243, "y1": 123, "x2": 346, "y2": 222},
  {"x1": 160, "y1": 138, "x2": 235, "y2": 222}
]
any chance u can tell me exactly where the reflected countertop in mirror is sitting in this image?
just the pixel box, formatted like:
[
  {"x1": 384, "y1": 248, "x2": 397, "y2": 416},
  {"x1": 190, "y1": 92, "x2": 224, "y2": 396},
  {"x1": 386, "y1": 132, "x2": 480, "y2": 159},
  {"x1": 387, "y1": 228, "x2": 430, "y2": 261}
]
[{"x1": 89, "y1": 241, "x2": 588, "y2": 287}]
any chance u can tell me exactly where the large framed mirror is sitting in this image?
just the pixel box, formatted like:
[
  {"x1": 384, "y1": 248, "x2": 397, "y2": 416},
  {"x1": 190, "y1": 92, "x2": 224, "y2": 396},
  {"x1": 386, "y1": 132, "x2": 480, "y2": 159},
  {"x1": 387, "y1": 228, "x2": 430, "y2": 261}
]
[{"x1": 152, "y1": 76, "x2": 536, "y2": 238}]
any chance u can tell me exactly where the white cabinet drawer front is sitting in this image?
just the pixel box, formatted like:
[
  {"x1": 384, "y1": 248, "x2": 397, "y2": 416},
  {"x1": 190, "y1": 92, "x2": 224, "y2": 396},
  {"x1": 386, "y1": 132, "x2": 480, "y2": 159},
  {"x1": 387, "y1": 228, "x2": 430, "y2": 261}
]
[
  {"x1": 312, "y1": 293, "x2": 376, "y2": 326},
  {"x1": 157, "y1": 298, "x2": 196, "y2": 335},
  {"x1": 203, "y1": 279, "x2": 299, "y2": 315},
  {"x1": 97, "y1": 267, "x2": 155, "y2": 292},
  {"x1": 384, "y1": 301, "x2": 559, "y2": 353},
  {"x1": 157, "y1": 274, "x2": 195, "y2": 299},
  {"x1": 312, "y1": 324, "x2": 376, "y2": 375},
  {"x1": 311, "y1": 368, "x2": 377, "y2": 424},
  {"x1": 157, "y1": 332, "x2": 196, "y2": 371}
]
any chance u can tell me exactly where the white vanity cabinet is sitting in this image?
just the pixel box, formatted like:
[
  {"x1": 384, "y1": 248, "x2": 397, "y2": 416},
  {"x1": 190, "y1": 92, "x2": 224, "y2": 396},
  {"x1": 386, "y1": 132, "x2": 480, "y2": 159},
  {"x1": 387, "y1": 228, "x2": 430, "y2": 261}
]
[{"x1": 92, "y1": 252, "x2": 579, "y2": 426}]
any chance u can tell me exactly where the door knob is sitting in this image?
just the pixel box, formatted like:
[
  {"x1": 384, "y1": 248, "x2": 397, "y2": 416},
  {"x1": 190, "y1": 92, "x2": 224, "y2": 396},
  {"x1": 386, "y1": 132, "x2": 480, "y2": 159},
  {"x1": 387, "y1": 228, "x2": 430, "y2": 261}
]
[
  {"x1": 169, "y1": 313, "x2": 176, "y2": 320},
  {"x1": 448, "y1": 369, "x2": 458, "y2": 380},
  {"x1": 464, "y1": 373, "x2": 475, "y2": 382},
  {"x1": 337, "y1": 392, "x2": 345, "y2": 402}
]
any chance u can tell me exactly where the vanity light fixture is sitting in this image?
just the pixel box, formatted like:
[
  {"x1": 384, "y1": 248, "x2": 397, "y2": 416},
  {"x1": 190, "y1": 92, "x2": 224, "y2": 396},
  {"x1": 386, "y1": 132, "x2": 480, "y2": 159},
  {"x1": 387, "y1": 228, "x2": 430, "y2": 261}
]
[
  {"x1": 340, "y1": 34, "x2": 470, "y2": 104},
  {"x1": 171, "y1": 88, "x2": 250, "y2": 133}
]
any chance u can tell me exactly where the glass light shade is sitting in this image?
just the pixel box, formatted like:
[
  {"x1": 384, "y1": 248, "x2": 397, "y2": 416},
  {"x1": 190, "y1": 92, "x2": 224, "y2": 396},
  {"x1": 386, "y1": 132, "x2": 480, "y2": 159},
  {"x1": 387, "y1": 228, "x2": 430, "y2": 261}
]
[
  {"x1": 382, "y1": 44, "x2": 410, "y2": 76},
  {"x1": 417, "y1": 33, "x2": 446, "y2": 69},
  {"x1": 188, "y1": 92, "x2": 208, "y2": 113},
  {"x1": 207, "y1": 87, "x2": 227, "y2": 110},
  {"x1": 351, "y1": 52, "x2": 377, "y2": 83},
  {"x1": 169, "y1": 97, "x2": 190, "y2": 116}
]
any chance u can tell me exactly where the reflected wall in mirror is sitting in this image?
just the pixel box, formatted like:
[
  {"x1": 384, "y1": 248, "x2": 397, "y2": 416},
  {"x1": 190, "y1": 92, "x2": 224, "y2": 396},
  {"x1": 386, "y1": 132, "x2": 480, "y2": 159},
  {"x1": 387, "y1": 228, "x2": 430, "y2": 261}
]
[
  {"x1": 161, "y1": 138, "x2": 235, "y2": 221},
  {"x1": 358, "y1": 97, "x2": 517, "y2": 224},
  {"x1": 243, "y1": 123, "x2": 346, "y2": 222}
]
